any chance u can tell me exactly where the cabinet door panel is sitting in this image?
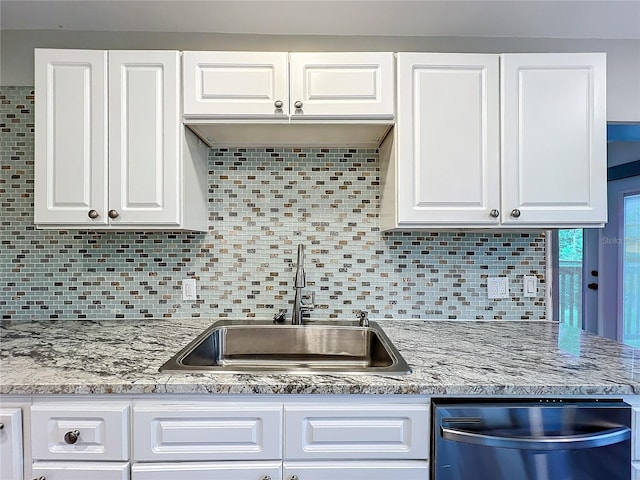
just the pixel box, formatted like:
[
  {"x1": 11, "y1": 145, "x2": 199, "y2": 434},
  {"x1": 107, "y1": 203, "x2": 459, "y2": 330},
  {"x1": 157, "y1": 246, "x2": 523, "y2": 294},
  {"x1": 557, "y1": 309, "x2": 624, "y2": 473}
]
[
  {"x1": 183, "y1": 51, "x2": 289, "y2": 117},
  {"x1": 133, "y1": 402, "x2": 282, "y2": 461},
  {"x1": 132, "y1": 461, "x2": 282, "y2": 480},
  {"x1": 501, "y1": 53, "x2": 607, "y2": 225},
  {"x1": 109, "y1": 50, "x2": 181, "y2": 226},
  {"x1": 284, "y1": 460, "x2": 429, "y2": 480},
  {"x1": 284, "y1": 403, "x2": 429, "y2": 460},
  {"x1": 34, "y1": 49, "x2": 108, "y2": 226},
  {"x1": 289, "y1": 52, "x2": 394, "y2": 119},
  {"x1": 0, "y1": 408, "x2": 23, "y2": 480},
  {"x1": 396, "y1": 53, "x2": 500, "y2": 226},
  {"x1": 32, "y1": 461, "x2": 129, "y2": 480}
]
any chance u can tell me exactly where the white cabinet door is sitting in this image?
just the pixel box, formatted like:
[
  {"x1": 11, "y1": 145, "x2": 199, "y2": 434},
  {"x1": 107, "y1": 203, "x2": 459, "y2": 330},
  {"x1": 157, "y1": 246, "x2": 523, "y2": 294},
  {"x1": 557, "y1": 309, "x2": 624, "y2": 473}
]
[
  {"x1": 34, "y1": 49, "x2": 108, "y2": 226},
  {"x1": 501, "y1": 53, "x2": 607, "y2": 226},
  {"x1": 289, "y1": 52, "x2": 395, "y2": 119},
  {"x1": 133, "y1": 402, "x2": 282, "y2": 462},
  {"x1": 633, "y1": 461, "x2": 640, "y2": 480},
  {"x1": 395, "y1": 53, "x2": 500, "y2": 226},
  {"x1": 284, "y1": 460, "x2": 429, "y2": 480},
  {"x1": 32, "y1": 461, "x2": 129, "y2": 480},
  {"x1": 284, "y1": 403, "x2": 429, "y2": 460},
  {"x1": 108, "y1": 50, "x2": 181, "y2": 226},
  {"x1": 31, "y1": 402, "x2": 130, "y2": 461},
  {"x1": 132, "y1": 461, "x2": 282, "y2": 480},
  {"x1": 0, "y1": 408, "x2": 23, "y2": 480},
  {"x1": 183, "y1": 51, "x2": 289, "y2": 118}
]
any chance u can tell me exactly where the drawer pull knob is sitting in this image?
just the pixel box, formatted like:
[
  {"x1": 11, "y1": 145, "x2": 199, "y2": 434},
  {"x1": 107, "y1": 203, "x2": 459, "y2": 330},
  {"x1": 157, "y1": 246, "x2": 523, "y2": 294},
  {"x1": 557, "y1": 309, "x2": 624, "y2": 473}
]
[
  {"x1": 64, "y1": 430, "x2": 80, "y2": 445},
  {"x1": 511, "y1": 208, "x2": 521, "y2": 218},
  {"x1": 34, "y1": 477, "x2": 46, "y2": 480},
  {"x1": 294, "y1": 100, "x2": 303, "y2": 109},
  {"x1": 274, "y1": 100, "x2": 283, "y2": 109},
  {"x1": 88, "y1": 209, "x2": 99, "y2": 219},
  {"x1": 289, "y1": 476, "x2": 299, "y2": 480},
  {"x1": 489, "y1": 209, "x2": 500, "y2": 218},
  {"x1": 0, "y1": 422, "x2": 4, "y2": 429},
  {"x1": 261, "y1": 476, "x2": 271, "y2": 480},
  {"x1": 108, "y1": 209, "x2": 120, "y2": 219}
]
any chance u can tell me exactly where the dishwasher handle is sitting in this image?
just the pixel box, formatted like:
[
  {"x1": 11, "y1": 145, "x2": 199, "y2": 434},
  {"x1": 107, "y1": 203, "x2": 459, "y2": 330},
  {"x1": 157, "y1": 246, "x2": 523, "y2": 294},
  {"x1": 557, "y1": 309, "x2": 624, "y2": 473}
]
[{"x1": 441, "y1": 425, "x2": 631, "y2": 451}]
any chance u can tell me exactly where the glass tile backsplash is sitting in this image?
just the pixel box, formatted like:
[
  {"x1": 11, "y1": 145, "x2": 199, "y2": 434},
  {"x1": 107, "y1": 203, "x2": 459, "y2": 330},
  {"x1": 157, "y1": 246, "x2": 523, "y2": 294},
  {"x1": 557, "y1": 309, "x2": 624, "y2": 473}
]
[{"x1": 1, "y1": 87, "x2": 546, "y2": 320}]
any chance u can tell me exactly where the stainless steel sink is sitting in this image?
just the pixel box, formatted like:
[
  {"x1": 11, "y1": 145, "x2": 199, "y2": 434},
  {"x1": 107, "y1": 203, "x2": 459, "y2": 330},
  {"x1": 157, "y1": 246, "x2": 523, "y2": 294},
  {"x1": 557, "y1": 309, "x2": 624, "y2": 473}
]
[{"x1": 160, "y1": 320, "x2": 411, "y2": 375}]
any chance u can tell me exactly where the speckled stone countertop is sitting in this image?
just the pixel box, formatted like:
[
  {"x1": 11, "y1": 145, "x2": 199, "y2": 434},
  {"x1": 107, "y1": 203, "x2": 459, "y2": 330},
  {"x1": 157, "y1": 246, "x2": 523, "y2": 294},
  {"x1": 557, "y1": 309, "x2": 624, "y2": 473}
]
[{"x1": 1, "y1": 318, "x2": 639, "y2": 396}]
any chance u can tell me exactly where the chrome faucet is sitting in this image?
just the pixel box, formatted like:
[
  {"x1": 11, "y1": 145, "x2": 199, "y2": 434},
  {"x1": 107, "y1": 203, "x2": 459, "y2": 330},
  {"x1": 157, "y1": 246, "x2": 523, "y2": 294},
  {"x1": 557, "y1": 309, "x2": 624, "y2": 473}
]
[{"x1": 292, "y1": 244, "x2": 314, "y2": 325}]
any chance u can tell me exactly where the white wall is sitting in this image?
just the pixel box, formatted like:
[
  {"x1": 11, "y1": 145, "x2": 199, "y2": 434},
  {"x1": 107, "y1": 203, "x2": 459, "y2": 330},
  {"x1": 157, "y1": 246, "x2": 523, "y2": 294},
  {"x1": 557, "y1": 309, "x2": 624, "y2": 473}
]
[{"x1": 2, "y1": 29, "x2": 639, "y2": 121}]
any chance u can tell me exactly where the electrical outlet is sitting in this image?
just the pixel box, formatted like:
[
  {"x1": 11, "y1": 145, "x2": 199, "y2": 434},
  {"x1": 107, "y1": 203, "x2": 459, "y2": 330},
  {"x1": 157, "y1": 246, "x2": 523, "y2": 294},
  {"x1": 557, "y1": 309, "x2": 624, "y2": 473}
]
[
  {"x1": 182, "y1": 278, "x2": 197, "y2": 301},
  {"x1": 488, "y1": 277, "x2": 509, "y2": 299}
]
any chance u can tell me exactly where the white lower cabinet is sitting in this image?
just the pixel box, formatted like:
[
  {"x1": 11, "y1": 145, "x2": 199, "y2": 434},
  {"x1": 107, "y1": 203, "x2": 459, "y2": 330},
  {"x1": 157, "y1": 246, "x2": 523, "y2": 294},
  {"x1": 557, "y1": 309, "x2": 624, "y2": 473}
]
[
  {"x1": 132, "y1": 461, "x2": 282, "y2": 480},
  {"x1": 132, "y1": 402, "x2": 282, "y2": 462},
  {"x1": 0, "y1": 407, "x2": 23, "y2": 480},
  {"x1": 634, "y1": 461, "x2": 640, "y2": 480},
  {"x1": 283, "y1": 461, "x2": 428, "y2": 480},
  {"x1": 32, "y1": 461, "x2": 129, "y2": 479},
  {"x1": 130, "y1": 399, "x2": 429, "y2": 477}
]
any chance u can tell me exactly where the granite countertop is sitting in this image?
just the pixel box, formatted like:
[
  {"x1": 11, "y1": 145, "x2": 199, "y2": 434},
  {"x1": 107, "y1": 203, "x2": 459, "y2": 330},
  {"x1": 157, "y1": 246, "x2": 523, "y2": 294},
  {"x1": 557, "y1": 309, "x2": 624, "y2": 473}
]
[{"x1": 1, "y1": 318, "x2": 639, "y2": 396}]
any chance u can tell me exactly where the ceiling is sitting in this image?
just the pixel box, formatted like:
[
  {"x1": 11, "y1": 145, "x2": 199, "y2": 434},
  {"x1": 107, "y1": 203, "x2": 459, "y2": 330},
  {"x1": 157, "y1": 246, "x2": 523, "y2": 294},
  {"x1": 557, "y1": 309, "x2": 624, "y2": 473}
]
[{"x1": 2, "y1": 0, "x2": 640, "y2": 40}]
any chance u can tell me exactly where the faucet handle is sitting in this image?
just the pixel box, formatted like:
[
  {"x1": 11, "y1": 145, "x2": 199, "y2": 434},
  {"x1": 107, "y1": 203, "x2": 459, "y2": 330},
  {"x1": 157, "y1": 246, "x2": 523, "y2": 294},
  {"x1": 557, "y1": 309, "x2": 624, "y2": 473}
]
[
  {"x1": 355, "y1": 310, "x2": 370, "y2": 327},
  {"x1": 273, "y1": 309, "x2": 288, "y2": 323},
  {"x1": 301, "y1": 292, "x2": 315, "y2": 311}
]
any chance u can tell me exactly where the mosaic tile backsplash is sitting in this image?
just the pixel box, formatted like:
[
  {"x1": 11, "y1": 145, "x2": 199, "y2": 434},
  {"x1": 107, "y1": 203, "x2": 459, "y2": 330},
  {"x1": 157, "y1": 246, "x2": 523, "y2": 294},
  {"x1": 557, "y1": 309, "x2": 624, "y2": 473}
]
[{"x1": 1, "y1": 86, "x2": 546, "y2": 321}]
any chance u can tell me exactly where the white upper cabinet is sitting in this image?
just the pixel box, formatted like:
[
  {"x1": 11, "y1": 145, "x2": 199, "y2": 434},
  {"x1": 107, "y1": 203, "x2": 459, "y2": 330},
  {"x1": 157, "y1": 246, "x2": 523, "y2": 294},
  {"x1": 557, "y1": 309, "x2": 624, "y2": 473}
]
[
  {"x1": 394, "y1": 53, "x2": 500, "y2": 227},
  {"x1": 34, "y1": 49, "x2": 108, "y2": 226},
  {"x1": 288, "y1": 52, "x2": 395, "y2": 119},
  {"x1": 501, "y1": 53, "x2": 607, "y2": 226},
  {"x1": 183, "y1": 51, "x2": 395, "y2": 120},
  {"x1": 35, "y1": 49, "x2": 209, "y2": 231},
  {"x1": 383, "y1": 51, "x2": 607, "y2": 230},
  {"x1": 182, "y1": 51, "x2": 289, "y2": 118}
]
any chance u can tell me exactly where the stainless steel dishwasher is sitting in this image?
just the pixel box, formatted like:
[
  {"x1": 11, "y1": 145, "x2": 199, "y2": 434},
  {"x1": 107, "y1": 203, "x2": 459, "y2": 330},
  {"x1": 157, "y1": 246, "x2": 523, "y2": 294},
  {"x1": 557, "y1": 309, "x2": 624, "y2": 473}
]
[{"x1": 432, "y1": 399, "x2": 631, "y2": 480}]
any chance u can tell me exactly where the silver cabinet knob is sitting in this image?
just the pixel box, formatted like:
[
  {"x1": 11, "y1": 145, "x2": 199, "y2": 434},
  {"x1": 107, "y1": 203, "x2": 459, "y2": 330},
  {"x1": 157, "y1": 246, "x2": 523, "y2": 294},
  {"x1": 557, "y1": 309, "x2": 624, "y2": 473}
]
[
  {"x1": 261, "y1": 476, "x2": 271, "y2": 480},
  {"x1": 489, "y1": 209, "x2": 500, "y2": 218},
  {"x1": 274, "y1": 100, "x2": 284, "y2": 109},
  {"x1": 34, "y1": 477, "x2": 46, "y2": 480},
  {"x1": 88, "y1": 209, "x2": 99, "y2": 219},
  {"x1": 64, "y1": 430, "x2": 80, "y2": 445},
  {"x1": 510, "y1": 209, "x2": 521, "y2": 218},
  {"x1": 294, "y1": 100, "x2": 303, "y2": 109},
  {"x1": 0, "y1": 422, "x2": 4, "y2": 429},
  {"x1": 289, "y1": 476, "x2": 299, "y2": 480},
  {"x1": 108, "y1": 209, "x2": 119, "y2": 219}
]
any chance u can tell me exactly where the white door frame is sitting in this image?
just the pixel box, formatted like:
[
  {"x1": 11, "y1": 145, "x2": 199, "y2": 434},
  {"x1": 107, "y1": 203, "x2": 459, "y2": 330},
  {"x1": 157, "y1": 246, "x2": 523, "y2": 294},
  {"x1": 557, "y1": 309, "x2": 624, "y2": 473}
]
[{"x1": 597, "y1": 175, "x2": 640, "y2": 341}]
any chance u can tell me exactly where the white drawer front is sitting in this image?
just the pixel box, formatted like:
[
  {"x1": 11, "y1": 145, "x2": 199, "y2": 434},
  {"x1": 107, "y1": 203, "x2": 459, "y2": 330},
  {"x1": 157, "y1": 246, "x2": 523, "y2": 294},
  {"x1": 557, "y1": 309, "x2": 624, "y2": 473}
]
[
  {"x1": 284, "y1": 404, "x2": 429, "y2": 460},
  {"x1": 132, "y1": 461, "x2": 282, "y2": 480},
  {"x1": 284, "y1": 460, "x2": 429, "y2": 480},
  {"x1": 31, "y1": 402, "x2": 130, "y2": 461},
  {"x1": 133, "y1": 402, "x2": 282, "y2": 461},
  {"x1": 0, "y1": 408, "x2": 23, "y2": 480},
  {"x1": 32, "y1": 461, "x2": 129, "y2": 480}
]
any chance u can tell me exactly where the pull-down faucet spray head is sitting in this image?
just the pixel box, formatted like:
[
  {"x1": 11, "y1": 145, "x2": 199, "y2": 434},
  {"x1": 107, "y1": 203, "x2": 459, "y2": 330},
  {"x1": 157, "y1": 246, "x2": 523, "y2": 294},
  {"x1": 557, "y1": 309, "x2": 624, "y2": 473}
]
[{"x1": 294, "y1": 243, "x2": 306, "y2": 288}]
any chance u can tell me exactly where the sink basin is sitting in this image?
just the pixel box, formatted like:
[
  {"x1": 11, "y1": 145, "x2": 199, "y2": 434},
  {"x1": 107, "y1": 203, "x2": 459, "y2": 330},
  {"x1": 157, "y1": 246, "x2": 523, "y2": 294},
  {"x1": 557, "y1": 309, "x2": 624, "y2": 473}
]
[{"x1": 160, "y1": 320, "x2": 411, "y2": 375}]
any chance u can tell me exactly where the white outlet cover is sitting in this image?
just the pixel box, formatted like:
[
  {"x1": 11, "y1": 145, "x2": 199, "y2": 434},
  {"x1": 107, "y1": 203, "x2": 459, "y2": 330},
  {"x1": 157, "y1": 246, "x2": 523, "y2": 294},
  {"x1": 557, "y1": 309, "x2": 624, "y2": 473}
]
[
  {"x1": 182, "y1": 278, "x2": 197, "y2": 301},
  {"x1": 488, "y1": 277, "x2": 509, "y2": 299}
]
